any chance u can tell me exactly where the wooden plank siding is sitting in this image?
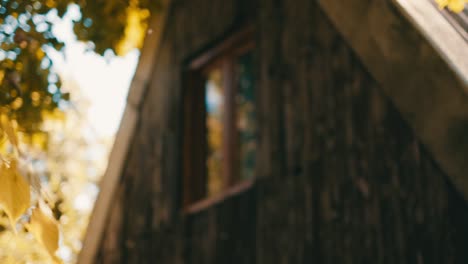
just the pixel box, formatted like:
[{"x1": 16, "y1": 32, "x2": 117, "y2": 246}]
[{"x1": 93, "y1": 0, "x2": 468, "y2": 263}]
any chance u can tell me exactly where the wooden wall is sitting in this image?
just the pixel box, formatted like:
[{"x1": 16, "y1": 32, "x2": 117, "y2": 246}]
[{"x1": 95, "y1": 0, "x2": 468, "y2": 263}]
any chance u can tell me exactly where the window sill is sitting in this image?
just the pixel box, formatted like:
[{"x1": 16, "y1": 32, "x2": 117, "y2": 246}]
[{"x1": 183, "y1": 178, "x2": 255, "y2": 215}]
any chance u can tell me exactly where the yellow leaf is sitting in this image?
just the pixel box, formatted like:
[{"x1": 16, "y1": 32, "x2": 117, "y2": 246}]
[
  {"x1": 11, "y1": 97, "x2": 23, "y2": 110},
  {"x1": 0, "y1": 159, "x2": 30, "y2": 230},
  {"x1": 41, "y1": 109, "x2": 66, "y2": 122},
  {"x1": 447, "y1": 0, "x2": 466, "y2": 12},
  {"x1": 27, "y1": 206, "x2": 61, "y2": 263},
  {"x1": 0, "y1": 115, "x2": 19, "y2": 151},
  {"x1": 436, "y1": 0, "x2": 467, "y2": 12},
  {"x1": 435, "y1": 0, "x2": 449, "y2": 8},
  {"x1": 116, "y1": 6, "x2": 150, "y2": 55},
  {"x1": 36, "y1": 49, "x2": 45, "y2": 60},
  {"x1": 32, "y1": 132, "x2": 48, "y2": 150},
  {"x1": 2, "y1": 255, "x2": 16, "y2": 264}
]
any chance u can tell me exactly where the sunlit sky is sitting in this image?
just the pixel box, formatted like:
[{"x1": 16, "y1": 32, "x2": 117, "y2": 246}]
[
  {"x1": 50, "y1": 11, "x2": 139, "y2": 261},
  {"x1": 48, "y1": 5, "x2": 138, "y2": 138}
]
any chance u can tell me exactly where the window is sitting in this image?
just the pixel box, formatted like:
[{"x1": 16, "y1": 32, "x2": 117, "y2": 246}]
[{"x1": 182, "y1": 29, "x2": 256, "y2": 211}]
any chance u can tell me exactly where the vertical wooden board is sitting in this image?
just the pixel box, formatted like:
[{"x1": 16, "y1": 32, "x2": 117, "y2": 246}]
[
  {"x1": 255, "y1": 0, "x2": 286, "y2": 181},
  {"x1": 186, "y1": 187, "x2": 256, "y2": 264}
]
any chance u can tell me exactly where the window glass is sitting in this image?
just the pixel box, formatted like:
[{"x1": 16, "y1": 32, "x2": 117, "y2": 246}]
[
  {"x1": 235, "y1": 51, "x2": 257, "y2": 181},
  {"x1": 205, "y1": 68, "x2": 224, "y2": 196}
]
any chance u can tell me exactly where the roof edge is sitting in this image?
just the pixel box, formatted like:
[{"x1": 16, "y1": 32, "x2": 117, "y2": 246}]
[{"x1": 77, "y1": 1, "x2": 172, "y2": 263}]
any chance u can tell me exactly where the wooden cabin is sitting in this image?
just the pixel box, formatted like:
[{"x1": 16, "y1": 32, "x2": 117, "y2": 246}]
[{"x1": 79, "y1": 0, "x2": 468, "y2": 263}]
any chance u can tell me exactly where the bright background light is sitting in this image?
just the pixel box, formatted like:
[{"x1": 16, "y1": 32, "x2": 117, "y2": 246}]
[
  {"x1": 47, "y1": 6, "x2": 139, "y2": 263},
  {"x1": 48, "y1": 4, "x2": 138, "y2": 138}
]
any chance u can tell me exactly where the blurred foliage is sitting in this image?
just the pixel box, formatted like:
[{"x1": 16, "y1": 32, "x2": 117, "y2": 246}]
[
  {"x1": 0, "y1": 112, "x2": 60, "y2": 263},
  {"x1": 0, "y1": 1, "x2": 152, "y2": 262},
  {"x1": 0, "y1": 78, "x2": 112, "y2": 263},
  {"x1": 0, "y1": 0, "x2": 159, "y2": 134},
  {"x1": 75, "y1": 0, "x2": 157, "y2": 55}
]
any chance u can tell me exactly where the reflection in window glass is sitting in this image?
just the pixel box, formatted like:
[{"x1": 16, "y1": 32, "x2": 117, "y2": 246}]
[
  {"x1": 205, "y1": 69, "x2": 224, "y2": 196},
  {"x1": 236, "y1": 52, "x2": 256, "y2": 181}
]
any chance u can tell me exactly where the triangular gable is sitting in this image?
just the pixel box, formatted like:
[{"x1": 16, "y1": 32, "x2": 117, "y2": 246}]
[{"x1": 79, "y1": 0, "x2": 468, "y2": 263}]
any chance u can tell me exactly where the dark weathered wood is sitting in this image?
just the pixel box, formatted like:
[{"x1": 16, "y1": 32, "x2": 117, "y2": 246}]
[
  {"x1": 182, "y1": 70, "x2": 207, "y2": 206},
  {"x1": 93, "y1": 0, "x2": 468, "y2": 263},
  {"x1": 319, "y1": 0, "x2": 468, "y2": 200},
  {"x1": 186, "y1": 187, "x2": 257, "y2": 264}
]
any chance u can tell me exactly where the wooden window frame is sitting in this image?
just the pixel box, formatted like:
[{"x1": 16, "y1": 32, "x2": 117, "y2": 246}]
[{"x1": 182, "y1": 27, "x2": 256, "y2": 214}]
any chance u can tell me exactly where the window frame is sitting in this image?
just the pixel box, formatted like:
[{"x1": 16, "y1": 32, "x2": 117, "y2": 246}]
[{"x1": 182, "y1": 27, "x2": 256, "y2": 214}]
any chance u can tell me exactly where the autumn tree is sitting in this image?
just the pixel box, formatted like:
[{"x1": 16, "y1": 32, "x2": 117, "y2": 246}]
[
  {"x1": 0, "y1": 1, "x2": 158, "y2": 262},
  {"x1": 0, "y1": 77, "x2": 112, "y2": 263},
  {"x1": 0, "y1": 0, "x2": 158, "y2": 133}
]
